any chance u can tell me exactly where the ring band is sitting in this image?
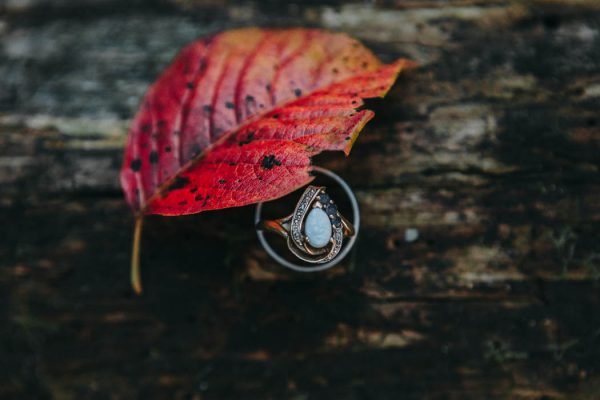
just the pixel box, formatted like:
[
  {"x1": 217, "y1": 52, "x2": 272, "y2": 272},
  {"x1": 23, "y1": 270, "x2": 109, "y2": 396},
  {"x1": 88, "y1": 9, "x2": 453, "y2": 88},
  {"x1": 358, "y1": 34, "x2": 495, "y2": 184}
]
[
  {"x1": 255, "y1": 167, "x2": 360, "y2": 272},
  {"x1": 258, "y1": 211, "x2": 355, "y2": 239}
]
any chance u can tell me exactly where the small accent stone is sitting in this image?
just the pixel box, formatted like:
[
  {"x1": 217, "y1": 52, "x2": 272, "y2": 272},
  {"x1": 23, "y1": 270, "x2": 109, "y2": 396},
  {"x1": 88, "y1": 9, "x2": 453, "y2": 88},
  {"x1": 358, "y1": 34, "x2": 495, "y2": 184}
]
[
  {"x1": 304, "y1": 208, "x2": 332, "y2": 248},
  {"x1": 325, "y1": 204, "x2": 337, "y2": 216},
  {"x1": 318, "y1": 193, "x2": 331, "y2": 204}
]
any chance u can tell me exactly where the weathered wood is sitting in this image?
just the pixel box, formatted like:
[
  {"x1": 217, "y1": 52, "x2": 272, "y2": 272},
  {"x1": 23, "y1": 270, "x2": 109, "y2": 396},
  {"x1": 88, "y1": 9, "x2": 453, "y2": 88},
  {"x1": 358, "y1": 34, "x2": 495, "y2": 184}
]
[{"x1": 1, "y1": 1, "x2": 599, "y2": 399}]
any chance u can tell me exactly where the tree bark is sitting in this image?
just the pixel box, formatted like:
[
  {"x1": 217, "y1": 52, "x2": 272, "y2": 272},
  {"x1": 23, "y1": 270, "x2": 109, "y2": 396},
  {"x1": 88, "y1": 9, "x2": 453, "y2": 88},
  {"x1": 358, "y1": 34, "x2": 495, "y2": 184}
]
[{"x1": 1, "y1": 1, "x2": 599, "y2": 399}]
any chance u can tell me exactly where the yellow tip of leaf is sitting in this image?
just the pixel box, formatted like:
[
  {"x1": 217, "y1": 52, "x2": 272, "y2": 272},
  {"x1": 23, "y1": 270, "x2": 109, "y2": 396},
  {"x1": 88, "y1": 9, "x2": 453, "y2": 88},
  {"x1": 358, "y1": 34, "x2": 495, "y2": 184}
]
[
  {"x1": 343, "y1": 58, "x2": 418, "y2": 155},
  {"x1": 398, "y1": 58, "x2": 420, "y2": 71},
  {"x1": 344, "y1": 111, "x2": 375, "y2": 156}
]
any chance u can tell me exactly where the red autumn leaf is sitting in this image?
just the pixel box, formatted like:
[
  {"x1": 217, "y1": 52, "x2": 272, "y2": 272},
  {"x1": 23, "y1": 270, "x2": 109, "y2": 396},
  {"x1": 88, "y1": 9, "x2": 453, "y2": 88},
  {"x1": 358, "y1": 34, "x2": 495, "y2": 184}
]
[
  {"x1": 120, "y1": 28, "x2": 416, "y2": 293},
  {"x1": 121, "y1": 28, "x2": 415, "y2": 216}
]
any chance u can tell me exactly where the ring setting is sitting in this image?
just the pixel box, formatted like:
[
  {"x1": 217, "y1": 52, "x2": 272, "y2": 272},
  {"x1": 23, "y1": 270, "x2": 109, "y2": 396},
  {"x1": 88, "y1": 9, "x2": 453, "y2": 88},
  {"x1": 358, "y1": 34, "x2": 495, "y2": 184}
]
[{"x1": 258, "y1": 186, "x2": 356, "y2": 264}]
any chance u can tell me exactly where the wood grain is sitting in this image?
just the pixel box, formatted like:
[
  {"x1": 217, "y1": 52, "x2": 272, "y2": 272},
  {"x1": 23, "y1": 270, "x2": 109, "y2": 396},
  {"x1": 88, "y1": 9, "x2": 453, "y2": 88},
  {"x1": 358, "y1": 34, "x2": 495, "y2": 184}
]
[{"x1": 1, "y1": 1, "x2": 599, "y2": 399}]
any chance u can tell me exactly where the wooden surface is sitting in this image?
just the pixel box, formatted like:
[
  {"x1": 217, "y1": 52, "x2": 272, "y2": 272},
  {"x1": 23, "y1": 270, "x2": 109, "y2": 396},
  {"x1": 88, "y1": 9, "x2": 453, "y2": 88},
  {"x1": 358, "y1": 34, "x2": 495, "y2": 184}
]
[{"x1": 1, "y1": 1, "x2": 600, "y2": 399}]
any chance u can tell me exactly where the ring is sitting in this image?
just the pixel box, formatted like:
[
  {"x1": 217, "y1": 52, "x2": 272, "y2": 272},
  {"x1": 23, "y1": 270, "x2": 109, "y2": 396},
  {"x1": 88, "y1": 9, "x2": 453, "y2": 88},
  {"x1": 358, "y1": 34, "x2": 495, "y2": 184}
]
[{"x1": 255, "y1": 167, "x2": 360, "y2": 272}]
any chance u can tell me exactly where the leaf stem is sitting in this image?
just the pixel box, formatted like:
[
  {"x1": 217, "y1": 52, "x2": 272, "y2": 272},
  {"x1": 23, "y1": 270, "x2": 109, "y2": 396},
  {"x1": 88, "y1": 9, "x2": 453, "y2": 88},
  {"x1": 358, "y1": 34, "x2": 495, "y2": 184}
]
[{"x1": 131, "y1": 216, "x2": 144, "y2": 295}]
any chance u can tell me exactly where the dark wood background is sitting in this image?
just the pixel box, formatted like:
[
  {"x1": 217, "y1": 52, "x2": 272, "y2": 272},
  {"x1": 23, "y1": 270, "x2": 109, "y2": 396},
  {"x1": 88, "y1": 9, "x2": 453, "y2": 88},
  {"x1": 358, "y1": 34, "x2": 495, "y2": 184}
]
[{"x1": 1, "y1": 0, "x2": 599, "y2": 399}]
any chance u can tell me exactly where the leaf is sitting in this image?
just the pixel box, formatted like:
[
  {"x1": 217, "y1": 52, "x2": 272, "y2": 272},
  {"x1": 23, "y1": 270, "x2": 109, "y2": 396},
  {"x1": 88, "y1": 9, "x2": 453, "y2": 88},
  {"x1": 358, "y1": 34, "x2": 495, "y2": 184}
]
[
  {"x1": 120, "y1": 28, "x2": 415, "y2": 216},
  {"x1": 119, "y1": 28, "x2": 416, "y2": 293}
]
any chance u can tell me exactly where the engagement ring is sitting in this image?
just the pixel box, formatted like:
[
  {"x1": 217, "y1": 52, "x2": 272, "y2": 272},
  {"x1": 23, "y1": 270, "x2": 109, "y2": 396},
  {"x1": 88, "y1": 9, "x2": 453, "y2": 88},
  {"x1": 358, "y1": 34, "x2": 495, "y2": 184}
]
[{"x1": 255, "y1": 167, "x2": 359, "y2": 272}]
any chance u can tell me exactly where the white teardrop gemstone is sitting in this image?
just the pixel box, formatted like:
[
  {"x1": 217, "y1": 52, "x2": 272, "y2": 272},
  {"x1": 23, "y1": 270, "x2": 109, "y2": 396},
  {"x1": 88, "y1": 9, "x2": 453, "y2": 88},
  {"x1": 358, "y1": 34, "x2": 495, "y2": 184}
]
[{"x1": 304, "y1": 208, "x2": 332, "y2": 248}]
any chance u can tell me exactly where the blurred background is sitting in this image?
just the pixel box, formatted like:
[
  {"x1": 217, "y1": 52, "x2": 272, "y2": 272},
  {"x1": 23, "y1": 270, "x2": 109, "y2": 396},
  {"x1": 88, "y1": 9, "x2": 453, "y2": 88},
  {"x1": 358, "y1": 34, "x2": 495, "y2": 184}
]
[{"x1": 1, "y1": 0, "x2": 599, "y2": 399}]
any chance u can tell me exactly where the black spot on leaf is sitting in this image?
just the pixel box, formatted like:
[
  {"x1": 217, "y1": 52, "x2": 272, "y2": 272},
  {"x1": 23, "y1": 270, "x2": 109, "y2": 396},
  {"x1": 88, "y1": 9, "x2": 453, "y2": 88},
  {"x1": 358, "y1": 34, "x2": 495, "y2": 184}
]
[
  {"x1": 225, "y1": 101, "x2": 234, "y2": 109},
  {"x1": 294, "y1": 88, "x2": 302, "y2": 97},
  {"x1": 167, "y1": 176, "x2": 190, "y2": 192},
  {"x1": 218, "y1": 179, "x2": 226, "y2": 184},
  {"x1": 186, "y1": 82, "x2": 194, "y2": 89},
  {"x1": 239, "y1": 131, "x2": 255, "y2": 146},
  {"x1": 149, "y1": 151, "x2": 159, "y2": 163},
  {"x1": 190, "y1": 144, "x2": 201, "y2": 157},
  {"x1": 130, "y1": 158, "x2": 142, "y2": 172},
  {"x1": 261, "y1": 155, "x2": 282, "y2": 170}
]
